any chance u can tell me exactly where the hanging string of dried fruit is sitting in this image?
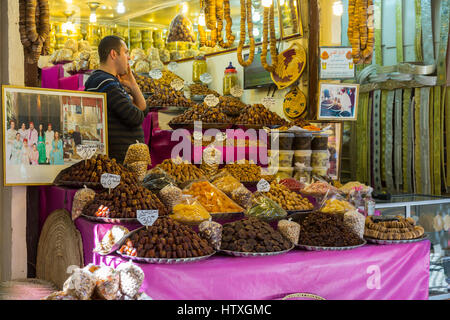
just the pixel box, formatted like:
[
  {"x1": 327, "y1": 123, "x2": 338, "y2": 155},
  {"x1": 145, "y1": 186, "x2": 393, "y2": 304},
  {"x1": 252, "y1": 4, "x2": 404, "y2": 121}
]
[
  {"x1": 347, "y1": 0, "x2": 374, "y2": 64},
  {"x1": 217, "y1": 0, "x2": 235, "y2": 48},
  {"x1": 19, "y1": 0, "x2": 50, "y2": 64},
  {"x1": 199, "y1": 0, "x2": 235, "y2": 48},
  {"x1": 289, "y1": 0, "x2": 298, "y2": 34},
  {"x1": 237, "y1": 0, "x2": 255, "y2": 67},
  {"x1": 198, "y1": 0, "x2": 217, "y2": 47},
  {"x1": 261, "y1": 3, "x2": 278, "y2": 73}
]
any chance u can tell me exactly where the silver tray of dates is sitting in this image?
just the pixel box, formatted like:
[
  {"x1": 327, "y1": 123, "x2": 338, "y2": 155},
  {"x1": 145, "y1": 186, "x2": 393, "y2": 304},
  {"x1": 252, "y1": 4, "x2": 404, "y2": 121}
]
[
  {"x1": 80, "y1": 214, "x2": 139, "y2": 224},
  {"x1": 116, "y1": 251, "x2": 216, "y2": 264},
  {"x1": 220, "y1": 245, "x2": 294, "y2": 257},
  {"x1": 364, "y1": 234, "x2": 428, "y2": 245},
  {"x1": 296, "y1": 240, "x2": 367, "y2": 251}
]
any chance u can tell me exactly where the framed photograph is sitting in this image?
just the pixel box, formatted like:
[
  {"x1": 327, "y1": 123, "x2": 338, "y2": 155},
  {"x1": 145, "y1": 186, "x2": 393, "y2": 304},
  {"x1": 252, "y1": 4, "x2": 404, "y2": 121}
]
[
  {"x1": 2, "y1": 85, "x2": 108, "y2": 186},
  {"x1": 317, "y1": 82, "x2": 359, "y2": 121},
  {"x1": 319, "y1": 47, "x2": 355, "y2": 80}
]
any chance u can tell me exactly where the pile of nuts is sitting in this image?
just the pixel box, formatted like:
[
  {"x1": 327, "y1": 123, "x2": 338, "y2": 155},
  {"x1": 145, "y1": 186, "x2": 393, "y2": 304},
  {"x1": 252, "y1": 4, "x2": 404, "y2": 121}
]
[
  {"x1": 235, "y1": 104, "x2": 288, "y2": 126},
  {"x1": 124, "y1": 141, "x2": 151, "y2": 181},
  {"x1": 220, "y1": 217, "x2": 292, "y2": 253},
  {"x1": 169, "y1": 104, "x2": 232, "y2": 124},
  {"x1": 56, "y1": 154, "x2": 138, "y2": 187},
  {"x1": 263, "y1": 182, "x2": 314, "y2": 211},
  {"x1": 119, "y1": 218, "x2": 215, "y2": 259},
  {"x1": 82, "y1": 182, "x2": 168, "y2": 219},
  {"x1": 218, "y1": 96, "x2": 247, "y2": 117},
  {"x1": 189, "y1": 84, "x2": 220, "y2": 97},
  {"x1": 224, "y1": 161, "x2": 274, "y2": 183},
  {"x1": 156, "y1": 159, "x2": 206, "y2": 185}
]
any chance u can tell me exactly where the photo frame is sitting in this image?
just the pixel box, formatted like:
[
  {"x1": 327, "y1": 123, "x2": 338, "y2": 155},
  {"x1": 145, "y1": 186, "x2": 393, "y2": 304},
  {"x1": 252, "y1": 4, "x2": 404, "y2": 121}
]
[
  {"x1": 317, "y1": 82, "x2": 359, "y2": 121},
  {"x1": 2, "y1": 85, "x2": 108, "y2": 186}
]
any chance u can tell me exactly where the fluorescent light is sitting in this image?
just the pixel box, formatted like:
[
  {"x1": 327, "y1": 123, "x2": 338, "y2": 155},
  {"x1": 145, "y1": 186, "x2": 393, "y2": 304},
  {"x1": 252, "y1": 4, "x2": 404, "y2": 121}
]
[
  {"x1": 262, "y1": 0, "x2": 272, "y2": 7},
  {"x1": 333, "y1": 1, "x2": 343, "y2": 16},
  {"x1": 198, "y1": 12, "x2": 206, "y2": 27},
  {"x1": 62, "y1": 21, "x2": 75, "y2": 34},
  {"x1": 90, "y1": 13, "x2": 97, "y2": 23},
  {"x1": 182, "y1": 2, "x2": 188, "y2": 14},
  {"x1": 65, "y1": 0, "x2": 73, "y2": 4},
  {"x1": 117, "y1": 1, "x2": 125, "y2": 14}
]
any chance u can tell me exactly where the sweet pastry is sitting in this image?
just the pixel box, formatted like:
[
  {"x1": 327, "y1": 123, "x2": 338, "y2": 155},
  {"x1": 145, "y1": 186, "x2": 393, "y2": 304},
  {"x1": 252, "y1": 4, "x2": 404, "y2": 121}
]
[{"x1": 364, "y1": 216, "x2": 424, "y2": 240}]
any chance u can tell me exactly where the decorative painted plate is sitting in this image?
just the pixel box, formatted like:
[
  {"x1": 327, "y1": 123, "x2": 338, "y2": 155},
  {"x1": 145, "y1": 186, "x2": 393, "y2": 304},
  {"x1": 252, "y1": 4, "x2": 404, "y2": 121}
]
[
  {"x1": 270, "y1": 41, "x2": 307, "y2": 90},
  {"x1": 283, "y1": 86, "x2": 308, "y2": 120}
]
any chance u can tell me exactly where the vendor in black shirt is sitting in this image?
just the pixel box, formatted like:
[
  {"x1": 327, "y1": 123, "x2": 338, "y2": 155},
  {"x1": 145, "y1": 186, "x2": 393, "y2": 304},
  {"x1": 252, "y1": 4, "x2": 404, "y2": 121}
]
[
  {"x1": 85, "y1": 35, "x2": 148, "y2": 163},
  {"x1": 73, "y1": 125, "x2": 82, "y2": 146}
]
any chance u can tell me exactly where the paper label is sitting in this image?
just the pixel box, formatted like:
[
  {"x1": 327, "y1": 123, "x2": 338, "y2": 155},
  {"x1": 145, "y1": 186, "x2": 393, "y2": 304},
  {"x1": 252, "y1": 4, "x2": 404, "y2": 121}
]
[
  {"x1": 137, "y1": 210, "x2": 159, "y2": 226},
  {"x1": 262, "y1": 97, "x2": 276, "y2": 109},
  {"x1": 171, "y1": 78, "x2": 185, "y2": 91},
  {"x1": 230, "y1": 86, "x2": 243, "y2": 98},
  {"x1": 76, "y1": 145, "x2": 97, "y2": 160},
  {"x1": 149, "y1": 69, "x2": 163, "y2": 79},
  {"x1": 167, "y1": 62, "x2": 178, "y2": 72},
  {"x1": 204, "y1": 94, "x2": 219, "y2": 107},
  {"x1": 200, "y1": 73, "x2": 213, "y2": 84},
  {"x1": 100, "y1": 173, "x2": 121, "y2": 189},
  {"x1": 257, "y1": 179, "x2": 271, "y2": 192}
]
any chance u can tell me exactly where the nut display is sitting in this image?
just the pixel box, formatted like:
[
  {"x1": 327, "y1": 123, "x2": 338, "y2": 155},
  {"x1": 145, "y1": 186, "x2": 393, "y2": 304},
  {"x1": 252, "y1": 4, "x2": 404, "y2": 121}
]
[
  {"x1": 183, "y1": 181, "x2": 244, "y2": 214},
  {"x1": 320, "y1": 198, "x2": 355, "y2": 214},
  {"x1": 235, "y1": 104, "x2": 288, "y2": 126},
  {"x1": 364, "y1": 216, "x2": 425, "y2": 240},
  {"x1": 156, "y1": 159, "x2": 206, "y2": 185},
  {"x1": 220, "y1": 217, "x2": 292, "y2": 252},
  {"x1": 119, "y1": 217, "x2": 215, "y2": 259},
  {"x1": 198, "y1": 221, "x2": 223, "y2": 250},
  {"x1": 169, "y1": 104, "x2": 232, "y2": 125},
  {"x1": 126, "y1": 161, "x2": 148, "y2": 182},
  {"x1": 224, "y1": 160, "x2": 274, "y2": 183},
  {"x1": 71, "y1": 186, "x2": 96, "y2": 220},
  {"x1": 82, "y1": 182, "x2": 168, "y2": 219},
  {"x1": 262, "y1": 182, "x2": 313, "y2": 212},
  {"x1": 343, "y1": 210, "x2": 366, "y2": 239},
  {"x1": 167, "y1": 14, "x2": 196, "y2": 43},
  {"x1": 56, "y1": 154, "x2": 138, "y2": 187},
  {"x1": 189, "y1": 83, "x2": 220, "y2": 97},
  {"x1": 159, "y1": 184, "x2": 183, "y2": 211},
  {"x1": 277, "y1": 219, "x2": 301, "y2": 245},
  {"x1": 124, "y1": 141, "x2": 151, "y2": 166},
  {"x1": 298, "y1": 212, "x2": 365, "y2": 247}
]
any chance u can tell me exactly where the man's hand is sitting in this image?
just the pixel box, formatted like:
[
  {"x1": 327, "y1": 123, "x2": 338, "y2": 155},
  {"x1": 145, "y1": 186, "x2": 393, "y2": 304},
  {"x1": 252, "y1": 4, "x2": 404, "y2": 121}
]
[
  {"x1": 118, "y1": 65, "x2": 138, "y2": 91},
  {"x1": 119, "y1": 64, "x2": 146, "y2": 112}
]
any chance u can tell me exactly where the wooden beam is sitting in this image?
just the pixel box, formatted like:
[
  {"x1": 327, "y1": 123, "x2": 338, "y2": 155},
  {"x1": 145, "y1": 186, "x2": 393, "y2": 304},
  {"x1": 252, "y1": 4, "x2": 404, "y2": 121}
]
[{"x1": 308, "y1": 0, "x2": 319, "y2": 120}]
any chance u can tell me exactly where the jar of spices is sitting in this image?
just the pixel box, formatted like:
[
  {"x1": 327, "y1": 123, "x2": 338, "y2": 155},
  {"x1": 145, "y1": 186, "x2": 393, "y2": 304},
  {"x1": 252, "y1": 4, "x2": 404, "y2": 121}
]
[
  {"x1": 193, "y1": 55, "x2": 207, "y2": 83},
  {"x1": 223, "y1": 62, "x2": 238, "y2": 96}
]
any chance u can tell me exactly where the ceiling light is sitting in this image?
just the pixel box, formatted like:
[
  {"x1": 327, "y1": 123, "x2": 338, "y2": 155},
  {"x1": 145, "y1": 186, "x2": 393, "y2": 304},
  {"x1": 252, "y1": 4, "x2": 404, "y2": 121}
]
[
  {"x1": 253, "y1": 28, "x2": 260, "y2": 37},
  {"x1": 198, "y1": 12, "x2": 206, "y2": 27},
  {"x1": 62, "y1": 10, "x2": 76, "y2": 34},
  {"x1": 88, "y1": 2, "x2": 100, "y2": 24},
  {"x1": 333, "y1": 1, "x2": 343, "y2": 16},
  {"x1": 65, "y1": 0, "x2": 73, "y2": 4},
  {"x1": 117, "y1": 1, "x2": 125, "y2": 14},
  {"x1": 182, "y1": 2, "x2": 188, "y2": 14},
  {"x1": 253, "y1": 12, "x2": 261, "y2": 22},
  {"x1": 280, "y1": 0, "x2": 285, "y2": 5},
  {"x1": 262, "y1": 0, "x2": 273, "y2": 8}
]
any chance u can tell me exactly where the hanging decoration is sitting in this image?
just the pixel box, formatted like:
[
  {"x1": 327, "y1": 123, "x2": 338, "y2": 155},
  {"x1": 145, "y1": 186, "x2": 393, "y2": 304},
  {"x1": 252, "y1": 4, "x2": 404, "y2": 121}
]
[
  {"x1": 19, "y1": 0, "x2": 51, "y2": 64},
  {"x1": 236, "y1": 0, "x2": 255, "y2": 67},
  {"x1": 270, "y1": 41, "x2": 307, "y2": 90},
  {"x1": 347, "y1": 0, "x2": 374, "y2": 64},
  {"x1": 261, "y1": 1, "x2": 278, "y2": 73},
  {"x1": 283, "y1": 86, "x2": 307, "y2": 120},
  {"x1": 198, "y1": 0, "x2": 235, "y2": 48}
]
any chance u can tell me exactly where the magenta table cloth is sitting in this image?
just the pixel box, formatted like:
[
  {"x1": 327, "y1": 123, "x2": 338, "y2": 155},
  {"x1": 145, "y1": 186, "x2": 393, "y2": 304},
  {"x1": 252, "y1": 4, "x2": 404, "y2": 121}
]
[{"x1": 74, "y1": 217, "x2": 430, "y2": 300}]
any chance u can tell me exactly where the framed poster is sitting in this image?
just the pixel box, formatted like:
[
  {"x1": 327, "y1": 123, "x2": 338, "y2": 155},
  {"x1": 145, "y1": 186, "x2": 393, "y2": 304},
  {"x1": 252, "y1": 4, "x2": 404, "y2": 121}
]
[
  {"x1": 319, "y1": 47, "x2": 355, "y2": 79},
  {"x1": 317, "y1": 82, "x2": 359, "y2": 121},
  {"x1": 2, "y1": 85, "x2": 108, "y2": 186}
]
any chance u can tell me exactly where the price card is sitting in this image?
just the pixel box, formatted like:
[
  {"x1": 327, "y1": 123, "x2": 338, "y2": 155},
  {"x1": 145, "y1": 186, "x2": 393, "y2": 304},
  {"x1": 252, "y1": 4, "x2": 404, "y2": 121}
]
[
  {"x1": 257, "y1": 179, "x2": 271, "y2": 192},
  {"x1": 167, "y1": 61, "x2": 178, "y2": 72},
  {"x1": 149, "y1": 69, "x2": 163, "y2": 80},
  {"x1": 76, "y1": 145, "x2": 97, "y2": 162},
  {"x1": 101, "y1": 173, "x2": 121, "y2": 190},
  {"x1": 200, "y1": 73, "x2": 213, "y2": 85},
  {"x1": 262, "y1": 97, "x2": 276, "y2": 109},
  {"x1": 137, "y1": 210, "x2": 159, "y2": 227},
  {"x1": 204, "y1": 94, "x2": 220, "y2": 107},
  {"x1": 171, "y1": 78, "x2": 185, "y2": 91},
  {"x1": 230, "y1": 86, "x2": 243, "y2": 98}
]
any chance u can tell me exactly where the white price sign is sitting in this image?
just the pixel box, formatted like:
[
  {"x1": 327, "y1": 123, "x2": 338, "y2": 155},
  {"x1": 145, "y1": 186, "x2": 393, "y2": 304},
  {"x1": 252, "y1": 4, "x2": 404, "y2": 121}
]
[
  {"x1": 171, "y1": 78, "x2": 185, "y2": 91},
  {"x1": 137, "y1": 210, "x2": 159, "y2": 227},
  {"x1": 257, "y1": 179, "x2": 271, "y2": 192},
  {"x1": 76, "y1": 145, "x2": 97, "y2": 160},
  {"x1": 204, "y1": 94, "x2": 220, "y2": 107},
  {"x1": 230, "y1": 86, "x2": 243, "y2": 98},
  {"x1": 101, "y1": 173, "x2": 121, "y2": 189},
  {"x1": 200, "y1": 73, "x2": 213, "y2": 85},
  {"x1": 149, "y1": 69, "x2": 163, "y2": 79},
  {"x1": 262, "y1": 97, "x2": 276, "y2": 109}
]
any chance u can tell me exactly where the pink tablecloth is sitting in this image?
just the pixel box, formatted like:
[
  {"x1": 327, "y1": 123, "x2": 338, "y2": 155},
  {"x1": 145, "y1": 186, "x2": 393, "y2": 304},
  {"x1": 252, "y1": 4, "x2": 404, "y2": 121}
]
[{"x1": 75, "y1": 217, "x2": 430, "y2": 300}]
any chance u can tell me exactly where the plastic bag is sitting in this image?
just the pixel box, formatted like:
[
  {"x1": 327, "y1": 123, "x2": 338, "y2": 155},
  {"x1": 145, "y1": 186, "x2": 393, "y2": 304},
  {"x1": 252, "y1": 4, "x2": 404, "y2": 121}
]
[
  {"x1": 159, "y1": 49, "x2": 171, "y2": 63},
  {"x1": 183, "y1": 180, "x2": 244, "y2": 214},
  {"x1": 76, "y1": 59, "x2": 90, "y2": 72},
  {"x1": 62, "y1": 268, "x2": 96, "y2": 300},
  {"x1": 89, "y1": 53, "x2": 100, "y2": 70},
  {"x1": 78, "y1": 40, "x2": 91, "y2": 52},
  {"x1": 301, "y1": 180, "x2": 339, "y2": 197},
  {"x1": 49, "y1": 50, "x2": 59, "y2": 64},
  {"x1": 58, "y1": 49, "x2": 74, "y2": 62},
  {"x1": 93, "y1": 266, "x2": 121, "y2": 300},
  {"x1": 343, "y1": 210, "x2": 365, "y2": 239},
  {"x1": 198, "y1": 220, "x2": 222, "y2": 250},
  {"x1": 64, "y1": 39, "x2": 78, "y2": 53},
  {"x1": 200, "y1": 146, "x2": 222, "y2": 177},
  {"x1": 159, "y1": 183, "x2": 183, "y2": 211},
  {"x1": 170, "y1": 194, "x2": 211, "y2": 225},
  {"x1": 142, "y1": 167, "x2": 177, "y2": 193},
  {"x1": 277, "y1": 219, "x2": 301, "y2": 245},
  {"x1": 167, "y1": 14, "x2": 195, "y2": 43},
  {"x1": 135, "y1": 60, "x2": 150, "y2": 73},
  {"x1": 94, "y1": 225, "x2": 130, "y2": 255},
  {"x1": 231, "y1": 185, "x2": 253, "y2": 210},
  {"x1": 79, "y1": 50, "x2": 91, "y2": 61},
  {"x1": 124, "y1": 140, "x2": 151, "y2": 166},
  {"x1": 319, "y1": 192, "x2": 355, "y2": 214},
  {"x1": 127, "y1": 161, "x2": 148, "y2": 181},
  {"x1": 43, "y1": 291, "x2": 78, "y2": 300},
  {"x1": 130, "y1": 48, "x2": 146, "y2": 62},
  {"x1": 245, "y1": 193, "x2": 288, "y2": 221},
  {"x1": 71, "y1": 186, "x2": 96, "y2": 220},
  {"x1": 117, "y1": 261, "x2": 145, "y2": 298}
]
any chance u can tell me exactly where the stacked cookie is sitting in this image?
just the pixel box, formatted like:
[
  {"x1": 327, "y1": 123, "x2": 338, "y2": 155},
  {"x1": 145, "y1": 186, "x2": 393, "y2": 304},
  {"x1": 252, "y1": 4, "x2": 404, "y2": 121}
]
[{"x1": 364, "y1": 216, "x2": 425, "y2": 240}]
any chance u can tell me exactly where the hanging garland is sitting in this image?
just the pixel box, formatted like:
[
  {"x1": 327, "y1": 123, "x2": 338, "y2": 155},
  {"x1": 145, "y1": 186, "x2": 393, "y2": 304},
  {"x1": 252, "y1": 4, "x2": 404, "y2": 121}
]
[
  {"x1": 19, "y1": 0, "x2": 51, "y2": 64},
  {"x1": 199, "y1": 0, "x2": 234, "y2": 48},
  {"x1": 217, "y1": 0, "x2": 235, "y2": 48},
  {"x1": 348, "y1": 0, "x2": 374, "y2": 64},
  {"x1": 288, "y1": 0, "x2": 298, "y2": 34},
  {"x1": 237, "y1": 0, "x2": 255, "y2": 67},
  {"x1": 261, "y1": 3, "x2": 278, "y2": 73}
]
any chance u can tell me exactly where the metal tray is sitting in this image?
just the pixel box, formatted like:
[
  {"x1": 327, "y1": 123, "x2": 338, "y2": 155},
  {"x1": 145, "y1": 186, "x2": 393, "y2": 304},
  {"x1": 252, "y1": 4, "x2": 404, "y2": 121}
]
[
  {"x1": 364, "y1": 234, "x2": 428, "y2": 245},
  {"x1": 210, "y1": 211, "x2": 245, "y2": 220},
  {"x1": 116, "y1": 251, "x2": 216, "y2": 264},
  {"x1": 220, "y1": 245, "x2": 294, "y2": 257},
  {"x1": 80, "y1": 214, "x2": 139, "y2": 224},
  {"x1": 168, "y1": 122, "x2": 233, "y2": 130},
  {"x1": 296, "y1": 240, "x2": 367, "y2": 251}
]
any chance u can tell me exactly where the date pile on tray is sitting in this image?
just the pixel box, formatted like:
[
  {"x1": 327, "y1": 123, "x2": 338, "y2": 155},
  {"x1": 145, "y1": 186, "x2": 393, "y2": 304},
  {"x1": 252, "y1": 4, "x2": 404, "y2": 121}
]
[
  {"x1": 119, "y1": 217, "x2": 215, "y2": 259},
  {"x1": 82, "y1": 181, "x2": 168, "y2": 219},
  {"x1": 155, "y1": 159, "x2": 206, "y2": 185},
  {"x1": 223, "y1": 161, "x2": 274, "y2": 183},
  {"x1": 220, "y1": 218, "x2": 292, "y2": 253},
  {"x1": 235, "y1": 104, "x2": 288, "y2": 126},
  {"x1": 145, "y1": 79, "x2": 195, "y2": 109},
  {"x1": 169, "y1": 103, "x2": 233, "y2": 125},
  {"x1": 54, "y1": 154, "x2": 138, "y2": 187}
]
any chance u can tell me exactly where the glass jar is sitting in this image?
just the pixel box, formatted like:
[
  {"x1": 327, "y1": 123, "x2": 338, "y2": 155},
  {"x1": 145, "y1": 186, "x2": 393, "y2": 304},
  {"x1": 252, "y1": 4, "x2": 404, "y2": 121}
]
[
  {"x1": 223, "y1": 62, "x2": 238, "y2": 96},
  {"x1": 193, "y1": 55, "x2": 207, "y2": 83}
]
